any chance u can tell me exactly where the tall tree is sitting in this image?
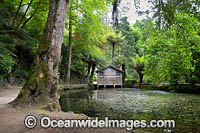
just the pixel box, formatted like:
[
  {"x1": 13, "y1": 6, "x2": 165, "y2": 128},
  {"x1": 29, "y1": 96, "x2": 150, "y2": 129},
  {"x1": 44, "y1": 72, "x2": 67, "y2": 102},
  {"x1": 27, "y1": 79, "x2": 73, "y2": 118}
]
[
  {"x1": 11, "y1": 0, "x2": 70, "y2": 111},
  {"x1": 66, "y1": 6, "x2": 73, "y2": 83},
  {"x1": 112, "y1": 0, "x2": 121, "y2": 28},
  {"x1": 107, "y1": 33, "x2": 124, "y2": 65},
  {"x1": 151, "y1": 0, "x2": 200, "y2": 29},
  {"x1": 132, "y1": 54, "x2": 144, "y2": 83},
  {"x1": 144, "y1": 13, "x2": 200, "y2": 84}
]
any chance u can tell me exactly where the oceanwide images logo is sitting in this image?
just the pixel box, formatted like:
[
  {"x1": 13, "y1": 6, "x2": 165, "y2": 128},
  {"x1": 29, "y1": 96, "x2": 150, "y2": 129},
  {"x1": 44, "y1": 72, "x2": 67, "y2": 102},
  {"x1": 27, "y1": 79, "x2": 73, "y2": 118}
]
[{"x1": 24, "y1": 115, "x2": 175, "y2": 130}]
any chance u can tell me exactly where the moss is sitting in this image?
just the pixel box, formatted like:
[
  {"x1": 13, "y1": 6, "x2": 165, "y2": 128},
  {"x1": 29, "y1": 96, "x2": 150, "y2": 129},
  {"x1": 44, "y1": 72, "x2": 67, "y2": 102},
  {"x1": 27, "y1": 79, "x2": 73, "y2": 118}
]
[
  {"x1": 46, "y1": 102, "x2": 61, "y2": 112},
  {"x1": 11, "y1": 94, "x2": 29, "y2": 107},
  {"x1": 19, "y1": 89, "x2": 24, "y2": 95}
]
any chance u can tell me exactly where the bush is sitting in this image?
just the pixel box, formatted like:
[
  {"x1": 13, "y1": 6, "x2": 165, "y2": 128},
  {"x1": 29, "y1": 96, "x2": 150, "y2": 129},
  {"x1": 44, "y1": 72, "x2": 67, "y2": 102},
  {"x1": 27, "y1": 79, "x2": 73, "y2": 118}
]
[
  {"x1": 0, "y1": 48, "x2": 16, "y2": 80},
  {"x1": 189, "y1": 76, "x2": 199, "y2": 85},
  {"x1": 125, "y1": 78, "x2": 137, "y2": 84},
  {"x1": 92, "y1": 75, "x2": 97, "y2": 82}
]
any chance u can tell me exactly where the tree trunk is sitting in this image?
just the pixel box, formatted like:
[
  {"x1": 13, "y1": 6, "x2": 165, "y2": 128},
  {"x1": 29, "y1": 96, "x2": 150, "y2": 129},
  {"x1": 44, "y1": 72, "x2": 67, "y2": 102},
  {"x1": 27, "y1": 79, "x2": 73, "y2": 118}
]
[
  {"x1": 121, "y1": 64, "x2": 125, "y2": 83},
  {"x1": 60, "y1": 44, "x2": 67, "y2": 79},
  {"x1": 138, "y1": 72, "x2": 144, "y2": 84},
  {"x1": 87, "y1": 61, "x2": 92, "y2": 79},
  {"x1": 158, "y1": 0, "x2": 161, "y2": 30},
  {"x1": 66, "y1": 7, "x2": 73, "y2": 83},
  {"x1": 11, "y1": 0, "x2": 70, "y2": 111},
  {"x1": 112, "y1": 0, "x2": 120, "y2": 28},
  {"x1": 90, "y1": 64, "x2": 96, "y2": 81},
  {"x1": 112, "y1": 43, "x2": 115, "y2": 65}
]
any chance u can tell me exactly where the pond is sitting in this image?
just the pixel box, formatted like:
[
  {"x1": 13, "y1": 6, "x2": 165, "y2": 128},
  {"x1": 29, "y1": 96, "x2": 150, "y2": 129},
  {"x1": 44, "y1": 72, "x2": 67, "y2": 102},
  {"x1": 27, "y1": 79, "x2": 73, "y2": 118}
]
[{"x1": 59, "y1": 88, "x2": 200, "y2": 132}]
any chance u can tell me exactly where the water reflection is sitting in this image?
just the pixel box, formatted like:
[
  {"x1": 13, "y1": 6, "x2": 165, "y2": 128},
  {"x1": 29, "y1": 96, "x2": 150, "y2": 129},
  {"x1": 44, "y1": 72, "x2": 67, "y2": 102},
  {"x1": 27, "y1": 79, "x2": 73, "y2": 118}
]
[{"x1": 59, "y1": 88, "x2": 200, "y2": 132}]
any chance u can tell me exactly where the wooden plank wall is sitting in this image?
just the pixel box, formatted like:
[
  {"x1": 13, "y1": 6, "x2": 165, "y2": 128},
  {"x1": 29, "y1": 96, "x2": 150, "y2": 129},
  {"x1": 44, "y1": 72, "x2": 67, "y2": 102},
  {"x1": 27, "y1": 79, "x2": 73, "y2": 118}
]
[{"x1": 97, "y1": 68, "x2": 122, "y2": 85}]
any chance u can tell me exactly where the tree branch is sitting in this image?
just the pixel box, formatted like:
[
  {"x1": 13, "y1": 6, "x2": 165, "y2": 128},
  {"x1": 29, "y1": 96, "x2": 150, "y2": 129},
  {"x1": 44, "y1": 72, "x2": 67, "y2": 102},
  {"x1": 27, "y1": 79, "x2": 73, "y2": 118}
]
[
  {"x1": 16, "y1": 0, "x2": 34, "y2": 28},
  {"x1": 21, "y1": 0, "x2": 42, "y2": 29},
  {"x1": 12, "y1": 0, "x2": 24, "y2": 26}
]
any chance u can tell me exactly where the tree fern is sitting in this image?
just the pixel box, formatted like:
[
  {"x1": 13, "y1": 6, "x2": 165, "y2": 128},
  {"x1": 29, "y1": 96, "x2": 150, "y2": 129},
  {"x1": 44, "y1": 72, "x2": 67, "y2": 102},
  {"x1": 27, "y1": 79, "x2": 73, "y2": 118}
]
[{"x1": 0, "y1": 3, "x2": 36, "y2": 80}]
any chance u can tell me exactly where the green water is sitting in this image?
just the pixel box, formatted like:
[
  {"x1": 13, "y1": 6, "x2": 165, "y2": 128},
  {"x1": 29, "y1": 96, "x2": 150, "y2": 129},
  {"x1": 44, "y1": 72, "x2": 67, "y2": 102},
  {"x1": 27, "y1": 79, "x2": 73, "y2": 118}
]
[{"x1": 59, "y1": 88, "x2": 200, "y2": 132}]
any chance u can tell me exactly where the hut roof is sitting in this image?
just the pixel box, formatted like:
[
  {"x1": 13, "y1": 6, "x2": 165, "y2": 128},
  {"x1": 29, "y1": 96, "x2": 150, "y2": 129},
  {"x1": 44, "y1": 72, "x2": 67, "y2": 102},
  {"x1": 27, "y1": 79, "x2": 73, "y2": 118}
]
[{"x1": 96, "y1": 65, "x2": 124, "y2": 73}]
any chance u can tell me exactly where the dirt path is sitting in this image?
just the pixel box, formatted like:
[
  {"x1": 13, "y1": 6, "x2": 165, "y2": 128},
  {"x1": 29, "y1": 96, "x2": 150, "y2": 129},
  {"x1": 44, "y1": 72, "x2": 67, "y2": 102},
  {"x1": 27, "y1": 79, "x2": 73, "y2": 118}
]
[{"x1": 0, "y1": 85, "x2": 20, "y2": 105}]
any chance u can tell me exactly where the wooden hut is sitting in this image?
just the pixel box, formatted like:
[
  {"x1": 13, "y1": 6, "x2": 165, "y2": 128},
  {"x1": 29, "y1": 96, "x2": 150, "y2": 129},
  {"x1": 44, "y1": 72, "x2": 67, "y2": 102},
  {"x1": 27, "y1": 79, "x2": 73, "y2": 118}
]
[{"x1": 96, "y1": 65, "x2": 124, "y2": 88}]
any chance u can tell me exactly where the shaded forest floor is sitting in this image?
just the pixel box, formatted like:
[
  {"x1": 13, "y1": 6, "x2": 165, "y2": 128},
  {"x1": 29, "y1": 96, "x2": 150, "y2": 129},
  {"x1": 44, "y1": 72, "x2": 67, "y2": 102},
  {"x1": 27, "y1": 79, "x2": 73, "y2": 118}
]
[{"x1": 0, "y1": 85, "x2": 148, "y2": 133}]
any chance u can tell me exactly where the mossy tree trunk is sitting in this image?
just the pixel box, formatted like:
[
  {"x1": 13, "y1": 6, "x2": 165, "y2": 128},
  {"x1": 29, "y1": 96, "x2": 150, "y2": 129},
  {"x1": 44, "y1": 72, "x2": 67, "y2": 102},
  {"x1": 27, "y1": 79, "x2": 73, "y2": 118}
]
[{"x1": 11, "y1": 0, "x2": 70, "y2": 111}]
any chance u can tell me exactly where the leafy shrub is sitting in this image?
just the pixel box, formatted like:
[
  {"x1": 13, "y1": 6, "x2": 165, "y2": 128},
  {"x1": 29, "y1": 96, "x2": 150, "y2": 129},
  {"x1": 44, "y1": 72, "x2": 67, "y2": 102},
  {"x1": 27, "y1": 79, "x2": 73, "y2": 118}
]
[
  {"x1": 92, "y1": 75, "x2": 97, "y2": 82},
  {"x1": 125, "y1": 78, "x2": 137, "y2": 84},
  {"x1": 189, "y1": 76, "x2": 199, "y2": 85},
  {"x1": 0, "y1": 48, "x2": 16, "y2": 80}
]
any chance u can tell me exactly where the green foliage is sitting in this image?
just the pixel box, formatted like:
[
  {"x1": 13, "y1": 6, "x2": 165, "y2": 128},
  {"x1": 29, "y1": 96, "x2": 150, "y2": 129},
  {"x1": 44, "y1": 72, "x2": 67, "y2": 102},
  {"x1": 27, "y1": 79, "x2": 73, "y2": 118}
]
[
  {"x1": 132, "y1": 54, "x2": 144, "y2": 70},
  {"x1": 112, "y1": 18, "x2": 148, "y2": 79},
  {"x1": 152, "y1": 0, "x2": 200, "y2": 29},
  {"x1": 125, "y1": 78, "x2": 137, "y2": 84},
  {"x1": 60, "y1": 0, "x2": 113, "y2": 77},
  {"x1": 0, "y1": 48, "x2": 16, "y2": 79},
  {"x1": 144, "y1": 13, "x2": 200, "y2": 84},
  {"x1": 92, "y1": 75, "x2": 97, "y2": 82},
  {"x1": 131, "y1": 54, "x2": 145, "y2": 83},
  {"x1": 1, "y1": 0, "x2": 199, "y2": 87},
  {"x1": 0, "y1": 0, "x2": 44, "y2": 81},
  {"x1": 107, "y1": 31, "x2": 125, "y2": 46}
]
